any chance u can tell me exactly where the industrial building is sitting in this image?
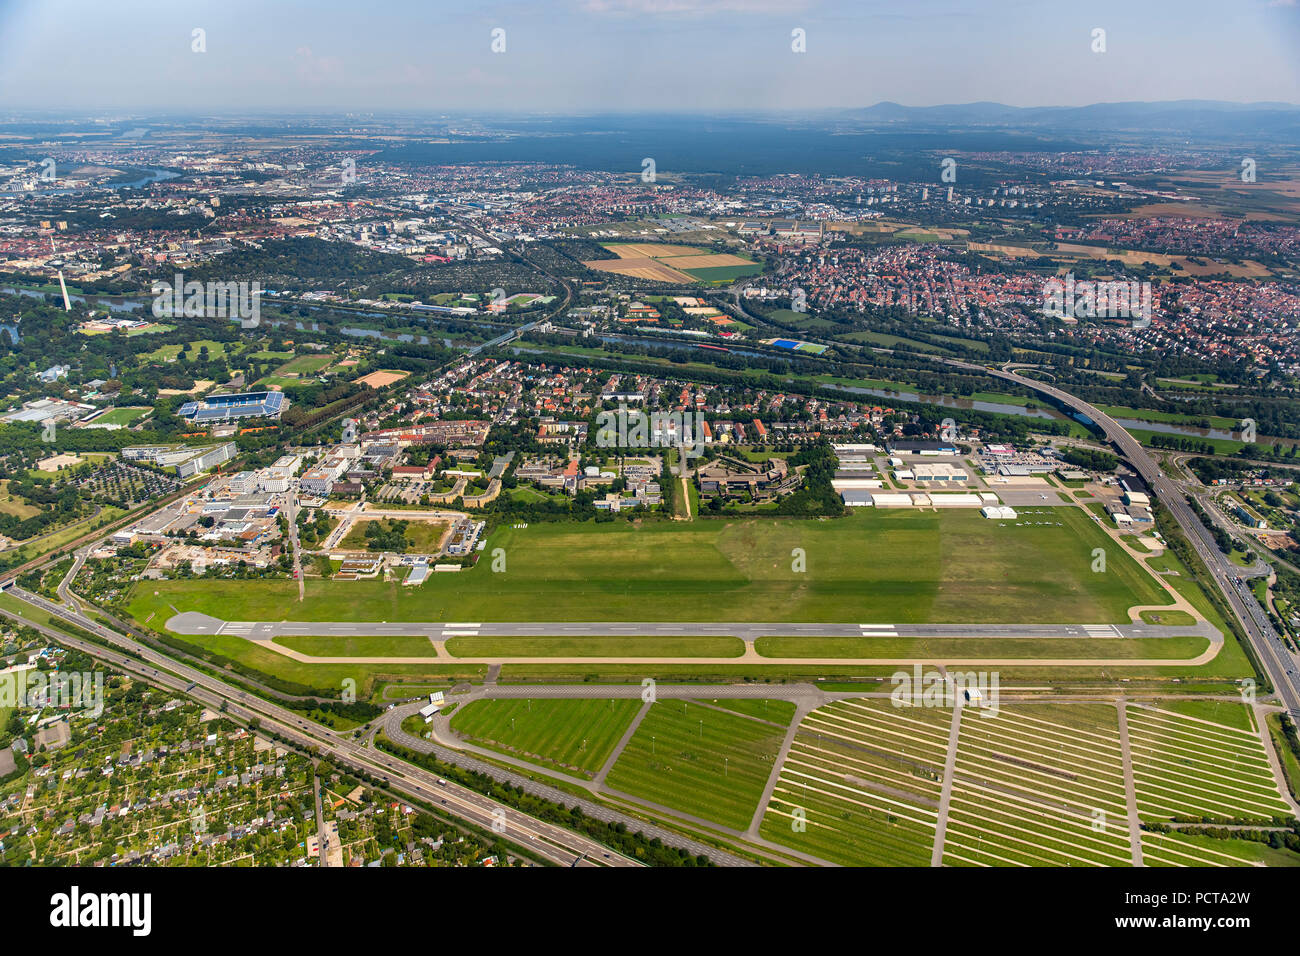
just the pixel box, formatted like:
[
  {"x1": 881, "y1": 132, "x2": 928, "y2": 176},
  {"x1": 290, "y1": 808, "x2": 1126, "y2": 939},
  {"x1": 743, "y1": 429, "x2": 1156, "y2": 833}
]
[
  {"x1": 927, "y1": 493, "x2": 983, "y2": 507},
  {"x1": 123, "y1": 442, "x2": 236, "y2": 477},
  {"x1": 913, "y1": 462, "x2": 969, "y2": 483}
]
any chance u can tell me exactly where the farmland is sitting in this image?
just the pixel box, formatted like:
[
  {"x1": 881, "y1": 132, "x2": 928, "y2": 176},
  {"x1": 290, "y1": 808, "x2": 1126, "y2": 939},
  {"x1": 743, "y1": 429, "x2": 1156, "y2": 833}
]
[{"x1": 583, "y1": 243, "x2": 761, "y2": 284}]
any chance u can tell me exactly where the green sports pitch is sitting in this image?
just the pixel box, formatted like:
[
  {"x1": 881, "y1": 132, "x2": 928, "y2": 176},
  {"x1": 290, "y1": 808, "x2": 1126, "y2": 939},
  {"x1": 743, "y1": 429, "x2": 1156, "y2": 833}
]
[{"x1": 129, "y1": 509, "x2": 1172, "y2": 626}]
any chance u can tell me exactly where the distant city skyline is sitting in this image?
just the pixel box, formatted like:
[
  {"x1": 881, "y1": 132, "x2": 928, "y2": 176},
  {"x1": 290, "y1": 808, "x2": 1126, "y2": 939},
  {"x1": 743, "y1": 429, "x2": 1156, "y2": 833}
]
[{"x1": 0, "y1": 0, "x2": 1297, "y2": 113}]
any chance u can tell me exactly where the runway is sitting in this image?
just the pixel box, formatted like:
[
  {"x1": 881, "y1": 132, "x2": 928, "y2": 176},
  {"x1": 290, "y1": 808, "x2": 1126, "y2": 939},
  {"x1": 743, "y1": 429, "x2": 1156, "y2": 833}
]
[{"x1": 168, "y1": 611, "x2": 1219, "y2": 642}]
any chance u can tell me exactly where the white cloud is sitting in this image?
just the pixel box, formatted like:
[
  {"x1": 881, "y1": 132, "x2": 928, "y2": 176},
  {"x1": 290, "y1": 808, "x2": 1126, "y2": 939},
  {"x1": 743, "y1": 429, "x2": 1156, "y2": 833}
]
[{"x1": 579, "y1": 0, "x2": 810, "y2": 15}]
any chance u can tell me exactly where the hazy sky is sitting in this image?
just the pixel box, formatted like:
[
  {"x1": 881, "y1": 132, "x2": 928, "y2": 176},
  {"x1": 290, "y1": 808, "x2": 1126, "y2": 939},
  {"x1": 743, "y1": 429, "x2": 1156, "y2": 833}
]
[{"x1": 1, "y1": 0, "x2": 1297, "y2": 113}]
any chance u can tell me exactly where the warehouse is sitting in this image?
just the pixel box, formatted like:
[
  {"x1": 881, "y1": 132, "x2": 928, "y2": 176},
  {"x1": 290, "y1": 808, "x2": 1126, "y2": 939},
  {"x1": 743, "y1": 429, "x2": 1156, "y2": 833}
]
[
  {"x1": 914, "y1": 462, "x2": 968, "y2": 483},
  {"x1": 928, "y1": 493, "x2": 984, "y2": 507},
  {"x1": 833, "y1": 478, "x2": 884, "y2": 492},
  {"x1": 868, "y1": 493, "x2": 914, "y2": 508}
]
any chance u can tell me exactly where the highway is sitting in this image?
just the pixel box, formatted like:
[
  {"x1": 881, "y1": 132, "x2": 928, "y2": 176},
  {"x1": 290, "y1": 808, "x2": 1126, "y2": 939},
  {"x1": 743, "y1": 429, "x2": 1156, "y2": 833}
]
[
  {"x1": 947, "y1": 359, "x2": 1300, "y2": 716},
  {"x1": 0, "y1": 584, "x2": 643, "y2": 868}
]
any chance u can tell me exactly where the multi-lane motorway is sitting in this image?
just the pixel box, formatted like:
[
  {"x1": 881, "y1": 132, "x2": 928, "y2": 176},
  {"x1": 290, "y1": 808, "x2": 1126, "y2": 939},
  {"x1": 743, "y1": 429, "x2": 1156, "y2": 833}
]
[{"x1": 951, "y1": 360, "x2": 1300, "y2": 717}]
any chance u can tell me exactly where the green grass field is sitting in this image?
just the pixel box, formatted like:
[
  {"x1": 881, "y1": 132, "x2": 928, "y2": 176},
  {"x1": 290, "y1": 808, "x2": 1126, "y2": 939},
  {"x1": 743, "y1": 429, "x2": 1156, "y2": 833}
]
[
  {"x1": 702, "y1": 698, "x2": 797, "y2": 724},
  {"x1": 274, "y1": 635, "x2": 438, "y2": 657},
  {"x1": 444, "y1": 636, "x2": 745, "y2": 657},
  {"x1": 683, "y1": 263, "x2": 763, "y2": 283},
  {"x1": 449, "y1": 698, "x2": 641, "y2": 779},
  {"x1": 257, "y1": 352, "x2": 334, "y2": 387},
  {"x1": 128, "y1": 509, "x2": 1171, "y2": 627},
  {"x1": 339, "y1": 518, "x2": 447, "y2": 554},
  {"x1": 604, "y1": 700, "x2": 789, "y2": 829},
  {"x1": 89, "y1": 406, "x2": 151, "y2": 427},
  {"x1": 1141, "y1": 828, "x2": 1300, "y2": 867},
  {"x1": 145, "y1": 339, "x2": 233, "y2": 363},
  {"x1": 753, "y1": 636, "x2": 1209, "y2": 661},
  {"x1": 150, "y1": 629, "x2": 482, "y2": 699}
]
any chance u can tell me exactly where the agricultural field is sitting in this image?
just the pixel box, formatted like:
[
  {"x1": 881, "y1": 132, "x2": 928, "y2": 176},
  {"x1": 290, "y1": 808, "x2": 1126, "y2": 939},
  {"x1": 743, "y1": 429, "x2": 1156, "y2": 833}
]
[
  {"x1": 449, "y1": 698, "x2": 642, "y2": 779},
  {"x1": 583, "y1": 243, "x2": 760, "y2": 284},
  {"x1": 942, "y1": 702, "x2": 1134, "y2": 867},
  {"x1": 761, "y1": 699, "x2": 947, "y2": 866},
  {"x1": 356, "y1": 369, "x2": 409, "y2": 389},
  {"x1": 129, "y1": 509, "x2": 1172, "y2": 627},
  {"x1": 1127, "y1": 703, "x2": 1293, "y2": 825},
  {"x1": 603, "y1": 699, "x2": 789, "y2": 829}
]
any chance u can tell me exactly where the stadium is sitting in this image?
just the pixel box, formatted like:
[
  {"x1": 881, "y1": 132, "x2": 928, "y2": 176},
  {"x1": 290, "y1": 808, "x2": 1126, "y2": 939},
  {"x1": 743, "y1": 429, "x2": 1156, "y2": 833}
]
[{"x1": 177, "y1": 390, "x2": 287, "y2": 423}]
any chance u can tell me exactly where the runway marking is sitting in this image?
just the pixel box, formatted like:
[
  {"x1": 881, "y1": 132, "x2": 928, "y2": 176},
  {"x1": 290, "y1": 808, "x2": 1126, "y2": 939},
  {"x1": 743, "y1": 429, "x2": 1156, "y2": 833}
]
[{"x1": 1083, "y1": 625, "x2": 1120, "y2": 637}]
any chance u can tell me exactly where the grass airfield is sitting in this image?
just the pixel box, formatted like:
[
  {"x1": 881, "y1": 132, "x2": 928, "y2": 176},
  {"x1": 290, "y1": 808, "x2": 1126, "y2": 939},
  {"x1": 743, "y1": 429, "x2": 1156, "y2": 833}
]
[{"x1": 130, "y1": 509, "x2": 1170, "y2": 626}]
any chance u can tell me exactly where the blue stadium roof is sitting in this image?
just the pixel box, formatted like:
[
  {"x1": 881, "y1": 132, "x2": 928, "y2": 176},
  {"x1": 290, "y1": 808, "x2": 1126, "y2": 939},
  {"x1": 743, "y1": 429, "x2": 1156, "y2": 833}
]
[{"x1": 178, "y1": 390, "x2": 285, "y2": 421}]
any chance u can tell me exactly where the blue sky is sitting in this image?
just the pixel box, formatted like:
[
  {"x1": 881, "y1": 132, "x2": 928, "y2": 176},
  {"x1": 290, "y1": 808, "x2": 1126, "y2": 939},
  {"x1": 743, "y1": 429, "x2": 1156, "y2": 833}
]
[{"x1": 0, "y1": 0, "x2": 1297, "y2": 113}]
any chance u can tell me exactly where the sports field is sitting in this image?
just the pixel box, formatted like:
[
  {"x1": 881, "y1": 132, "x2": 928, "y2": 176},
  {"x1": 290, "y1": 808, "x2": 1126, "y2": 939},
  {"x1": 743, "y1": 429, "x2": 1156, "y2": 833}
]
[
  {"x1": 449, "y1": 698, "x2": 641, "y2": 779},
  {"x1": 89, "y1": 406, "x2": 151, "y2": 426},
  {"x1": 129, "y1": 509, "x2": 1172, "y2": 626}
]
